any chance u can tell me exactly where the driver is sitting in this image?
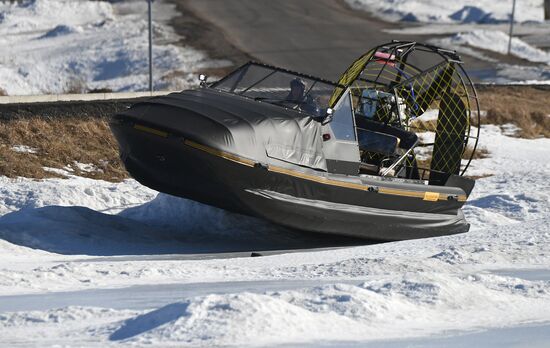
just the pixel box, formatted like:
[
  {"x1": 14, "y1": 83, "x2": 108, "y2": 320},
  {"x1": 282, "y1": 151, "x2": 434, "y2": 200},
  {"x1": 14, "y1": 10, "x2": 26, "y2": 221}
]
[
  {"x1": 286, "y1": 78, "x2": 306, "y2": 102},
  {"x1": 285, "y1": 78, "x2": 321, "y2": 117}
]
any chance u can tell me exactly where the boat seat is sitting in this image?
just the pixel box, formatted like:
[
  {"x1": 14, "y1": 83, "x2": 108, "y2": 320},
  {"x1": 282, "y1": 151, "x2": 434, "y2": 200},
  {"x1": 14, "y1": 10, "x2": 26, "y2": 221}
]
[
  {"x1": 357, "y1": 129, "x2": 400, "y2": 175},
  {"x1": 357, "y1": 129, "x2": 400, "y2": 155},
  {"x1": 359, "y1": 162, "x2": 379, "y2": 175},
  {"x1": 354, "y1": 114, "x2": 417, "y2": 150}
]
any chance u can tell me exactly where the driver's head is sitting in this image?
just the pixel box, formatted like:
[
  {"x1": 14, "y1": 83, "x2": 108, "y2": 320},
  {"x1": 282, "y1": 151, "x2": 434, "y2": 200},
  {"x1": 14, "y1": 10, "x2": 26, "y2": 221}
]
[{"x1": 289, "y1": 78, "x2": 306, "y2": 101}]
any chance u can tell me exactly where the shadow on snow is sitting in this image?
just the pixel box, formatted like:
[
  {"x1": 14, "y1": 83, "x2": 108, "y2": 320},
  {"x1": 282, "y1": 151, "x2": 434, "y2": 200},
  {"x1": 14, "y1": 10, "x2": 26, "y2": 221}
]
[{"x1": 0, "y1": 193, "x2": 369, "y2": 256}]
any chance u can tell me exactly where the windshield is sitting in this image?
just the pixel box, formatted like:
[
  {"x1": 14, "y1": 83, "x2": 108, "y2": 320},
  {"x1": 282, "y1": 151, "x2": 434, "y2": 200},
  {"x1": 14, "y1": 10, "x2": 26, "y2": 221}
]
[{"x1": 211, "y1": 62, "x2": 341, "y2": 117}]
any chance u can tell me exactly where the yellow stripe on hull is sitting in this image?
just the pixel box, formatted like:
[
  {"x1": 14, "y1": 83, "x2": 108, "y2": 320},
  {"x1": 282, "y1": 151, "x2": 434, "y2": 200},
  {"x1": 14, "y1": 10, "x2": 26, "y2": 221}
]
[{"x1": 183, "y1": 139, "x2": 467, "y2": 203}]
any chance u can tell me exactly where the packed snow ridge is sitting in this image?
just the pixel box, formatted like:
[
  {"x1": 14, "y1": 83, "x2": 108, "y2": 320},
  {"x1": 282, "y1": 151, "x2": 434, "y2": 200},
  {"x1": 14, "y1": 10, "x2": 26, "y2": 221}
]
[{"x1": 0, "y1": 0, "x2": 229, "y2": 96}]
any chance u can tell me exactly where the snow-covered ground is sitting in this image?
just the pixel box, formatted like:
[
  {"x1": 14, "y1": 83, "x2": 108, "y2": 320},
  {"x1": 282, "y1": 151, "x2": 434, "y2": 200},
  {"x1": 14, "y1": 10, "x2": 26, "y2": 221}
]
[
  {"x1": 346, "y1": 0, "x2": 545, "y2": 24},
  {"x1": 0, "y1": 0, "x2": 229, "y2": 96},
  {"x1": 433, "y1": 30, "x2": 550, "y2": 63},
  {"x1": 346, "y1": 0, "x2": 550, "y2": 84},
  {"x1": 428, "y1": 30, "x2": 550, "y2": 83},
  {"x1": 0, "y1": 124, "x2": 549, "y2": 347}
]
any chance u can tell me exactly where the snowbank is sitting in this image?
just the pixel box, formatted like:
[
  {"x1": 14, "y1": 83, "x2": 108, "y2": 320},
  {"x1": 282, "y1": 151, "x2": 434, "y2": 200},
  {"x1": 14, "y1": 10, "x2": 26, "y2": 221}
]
[
  {"x1": 346, "y1": 0, "x2": 545, "y2": 24},
  {"x1": 107, "y1": 272, "x2": 550, "y2": 346},
  {"x1": 0, "y1": 0, "x2": 229, "y2": 95},
  {"x1": 0, "y1": 176, "x2": 156, "y2": 216}
]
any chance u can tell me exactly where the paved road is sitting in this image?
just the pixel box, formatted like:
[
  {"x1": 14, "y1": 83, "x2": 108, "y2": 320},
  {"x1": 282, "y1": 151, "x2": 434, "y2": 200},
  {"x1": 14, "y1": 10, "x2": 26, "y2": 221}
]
[
  {"x1": 184, "y1": 0, "x2": 394, "y2": 81},
  {"x1": 183, "y1": 0, "x2": 494, "y2": 81}
]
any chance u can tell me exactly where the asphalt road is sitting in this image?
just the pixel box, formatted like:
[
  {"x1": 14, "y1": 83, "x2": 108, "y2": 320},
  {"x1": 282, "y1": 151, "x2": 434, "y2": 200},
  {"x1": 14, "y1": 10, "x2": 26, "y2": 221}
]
[{"x1": 182, "y1": 0, "x2": 496, "y2": 81}]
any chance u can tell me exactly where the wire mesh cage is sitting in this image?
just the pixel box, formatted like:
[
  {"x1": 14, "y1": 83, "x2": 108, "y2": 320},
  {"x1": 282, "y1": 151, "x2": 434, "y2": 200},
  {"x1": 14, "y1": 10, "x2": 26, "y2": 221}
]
[{"x1": 330, "y1": 41, "x2": 481, "y2": 183}]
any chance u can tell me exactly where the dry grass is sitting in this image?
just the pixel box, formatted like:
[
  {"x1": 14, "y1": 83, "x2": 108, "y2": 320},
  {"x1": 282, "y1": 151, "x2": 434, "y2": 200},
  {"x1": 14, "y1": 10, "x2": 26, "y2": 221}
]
[
  {"x1": 409, "y1": 87, "x2": 550, "y2": 139},
  {"x1": 409, "y1": 119, "x2": 437, "y2": 134},
  {"x1": 477, "y1": 86, "x2": 550, "y2": 138},
  {"x1": 0, "y1": 117, "x2": 127, "y2": 181},
  {"x1": 462, "y1": 144, "x2": 489, "y2": 160}
]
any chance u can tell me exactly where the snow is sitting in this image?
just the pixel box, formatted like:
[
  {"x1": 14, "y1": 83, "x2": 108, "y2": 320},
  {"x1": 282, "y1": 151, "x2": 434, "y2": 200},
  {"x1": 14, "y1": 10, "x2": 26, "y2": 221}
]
[
  {"x1": 345, "y1": 0, "x2": 545, "y2": 24},
  {"x1": 0, "y1": 176, "x2": 156, "y2": 217},
  {"x1": 431, "y1": 30, "x2": 550, "y2": 83},
  {"x1": 432, "y1": 29, "x2": 550, "y2": 65},
  {"x1": 42, "y1": 166, "x2": 72, "y2": 177},
  {"x1": 10, "y1": 145, "x2": 38, "y2": 154},
  {"x1": 482, "y1": 64, "x2": 550, "y2": 84},
  {"x1": 0, "y1": 124, "x2": 549, "y2": 346},
  {"x1": 101, "y1": 273, "x2": 550, "y2": 346},
  {"x1": 0, "y1": 0, "x2": 229, "y2": 96},
  {"x1": 347, "y1": 0, "x2": 550, "y2": 83},
  {"x1": 38, "y1": 24, "x2": 83, "y2": 39},
  {"x1": 71, "y1": 161, "x2": 102, "y2": 173},
  {"x1": 461, "y1": 125, "x2": 550, "y2": 230},
  {"x1": 43, "y1": 161, "x2": 105, "y2": 177}
]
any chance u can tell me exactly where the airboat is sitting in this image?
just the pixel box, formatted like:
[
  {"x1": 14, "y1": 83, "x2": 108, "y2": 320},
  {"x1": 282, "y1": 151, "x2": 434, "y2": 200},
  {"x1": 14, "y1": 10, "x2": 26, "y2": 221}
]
[{"x1": 111, "y1": 41, "x2": 481, "y2": 241}]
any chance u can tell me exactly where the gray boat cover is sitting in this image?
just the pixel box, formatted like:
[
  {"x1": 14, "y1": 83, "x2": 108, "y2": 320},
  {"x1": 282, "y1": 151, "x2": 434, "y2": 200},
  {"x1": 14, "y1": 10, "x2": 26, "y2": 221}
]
[{"x1": 121, "y1": 89, "x2": 327, "y2": 171}]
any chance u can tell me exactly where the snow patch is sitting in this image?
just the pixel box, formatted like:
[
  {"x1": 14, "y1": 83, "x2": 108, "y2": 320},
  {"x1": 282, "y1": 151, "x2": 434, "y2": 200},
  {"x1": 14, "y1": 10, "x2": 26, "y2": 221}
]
[
  {"x1": 0, "y1": 0, "x2": 230, "y2": 95},
  {"x1": 433, "y1": 29, "x2": 550, "y2": 65},
  {"x1": 345, "y1": 0, "x2": 545, "y2": 24},
  {"x1": 10, "y1": 145, "x2": 38, "y2": 154},
  {"x1": 72, "y1": 161, "x2": 102, "y2": 174},
  {"x1": 42, "y1": 166, "x2": 72, "y2": 177},
  {"x1": 0, "y1": 0, "x2": 113, "y2": 34}
]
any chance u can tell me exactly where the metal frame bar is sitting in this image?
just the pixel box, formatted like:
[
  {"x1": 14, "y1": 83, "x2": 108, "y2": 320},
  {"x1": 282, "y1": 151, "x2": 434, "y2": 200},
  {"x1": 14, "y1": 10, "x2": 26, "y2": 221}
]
[
  {"x1": 211, "y1": 61, "x2": 346, "y2": 90},
  {"x1": 380, "y1": 139, "x2": 419, "y2": 176},
  {"x1": 237, "y1": 70, "x2": 277, "y2": 95}
]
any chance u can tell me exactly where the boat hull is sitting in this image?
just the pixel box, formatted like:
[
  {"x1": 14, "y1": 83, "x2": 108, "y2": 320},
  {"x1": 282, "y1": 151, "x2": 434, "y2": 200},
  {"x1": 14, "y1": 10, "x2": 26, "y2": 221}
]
[{"x1": 111, "y1": 120, "x2": 470, "y2": 241}]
